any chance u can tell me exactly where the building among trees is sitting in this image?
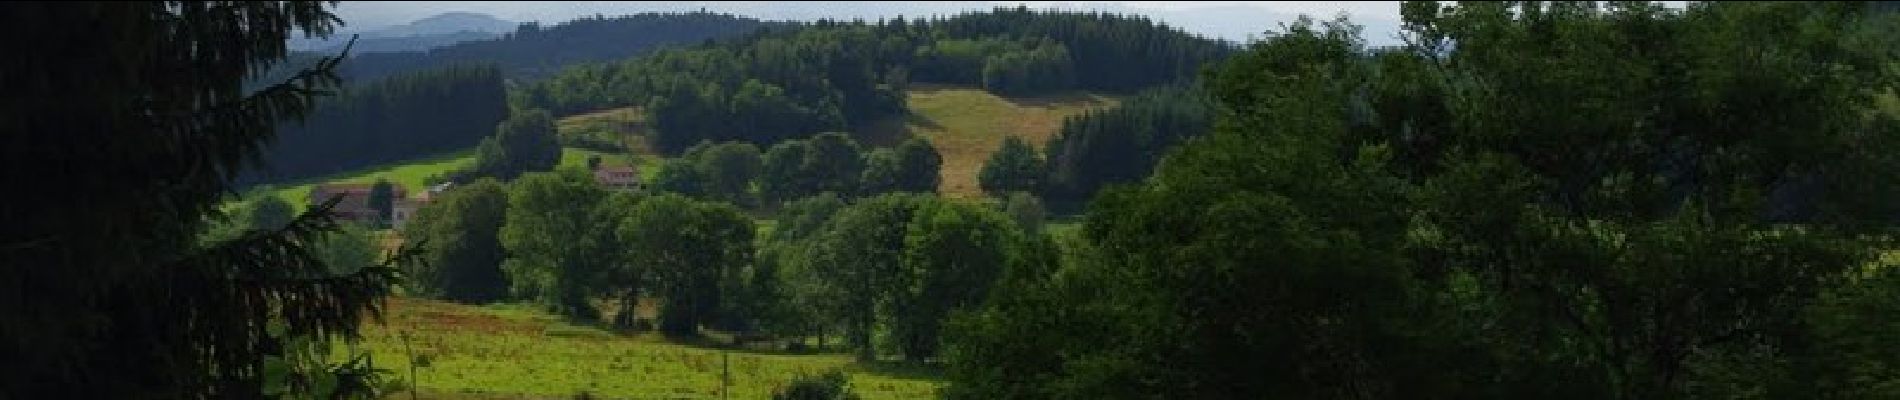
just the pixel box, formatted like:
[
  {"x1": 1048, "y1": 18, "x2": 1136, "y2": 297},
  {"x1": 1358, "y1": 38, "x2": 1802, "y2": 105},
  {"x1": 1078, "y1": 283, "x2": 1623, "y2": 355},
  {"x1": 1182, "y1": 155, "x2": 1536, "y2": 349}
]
[
  {"x1": 592, "y1": 164, "x2": 643, "y2": 192},
  {"x1": 308, "y1": 183, "x2": 432, "y2": 228}
]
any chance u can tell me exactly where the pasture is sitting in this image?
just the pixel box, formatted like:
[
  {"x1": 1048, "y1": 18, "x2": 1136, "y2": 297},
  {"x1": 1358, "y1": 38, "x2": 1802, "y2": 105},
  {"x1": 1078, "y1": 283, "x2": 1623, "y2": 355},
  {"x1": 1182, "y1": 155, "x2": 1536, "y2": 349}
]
[{"x1": 347, "y1": 297, "x2": 944, "y2": 399}]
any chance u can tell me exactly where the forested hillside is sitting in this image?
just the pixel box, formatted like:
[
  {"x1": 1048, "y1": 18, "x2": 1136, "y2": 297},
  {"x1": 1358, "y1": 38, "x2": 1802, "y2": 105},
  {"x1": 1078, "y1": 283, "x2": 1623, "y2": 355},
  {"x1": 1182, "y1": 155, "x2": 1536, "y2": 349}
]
[
  {"x1": 239, "y1": 12, "x2": 771, "y2": 188},
  {"x1": 337, "y1": 12, "x2": 778, "y2": 82},
  {"x1": 266, "y1": 11, "x2": 775, "y2": 86},
  {"x1": 1037, "y1": 85, "x2": 1213, "y2": 209},
  {"x1": 521, "y1": 6, "x2": 1233, "y2": 154},
  {"x1": 17, "y1": 2, "x2": 1900, "y2": 399},
  {"x1": 240, "y1": 65, "x2": 508, "y2": 186}
]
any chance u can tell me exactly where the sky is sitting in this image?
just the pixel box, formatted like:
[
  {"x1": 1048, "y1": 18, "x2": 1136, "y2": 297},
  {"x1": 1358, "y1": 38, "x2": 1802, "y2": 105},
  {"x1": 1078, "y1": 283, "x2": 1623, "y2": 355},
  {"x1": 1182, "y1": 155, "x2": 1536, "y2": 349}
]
[{"x1": 327, "y1": 1, "x2": 1408, "y2": 44}]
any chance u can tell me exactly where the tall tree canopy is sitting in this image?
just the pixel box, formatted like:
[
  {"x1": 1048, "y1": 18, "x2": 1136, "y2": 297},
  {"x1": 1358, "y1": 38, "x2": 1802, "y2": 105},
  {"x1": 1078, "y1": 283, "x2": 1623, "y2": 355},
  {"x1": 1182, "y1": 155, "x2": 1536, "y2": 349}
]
[
  {"x1": 617, "y1": 193, "x2": 756, "y2": 336},
  {"x1": 0, "y1": 2, "x2": 409, "y2": 397},
  {"x1": 1040, "y1": 85, "x2": 1214, "y2": 210},
  {"x1": 499, "y1": 170, "x2": 613, "y2": 319},
  {"x1": 978, "y1": 136, "x2": 1044, "y2": 196},
  {"x1": 946, "y1": 2, "x2": 1900, "y2": 398},
  {"x1": 403, "y1": 178, "x2": 512, "y2": 303}
]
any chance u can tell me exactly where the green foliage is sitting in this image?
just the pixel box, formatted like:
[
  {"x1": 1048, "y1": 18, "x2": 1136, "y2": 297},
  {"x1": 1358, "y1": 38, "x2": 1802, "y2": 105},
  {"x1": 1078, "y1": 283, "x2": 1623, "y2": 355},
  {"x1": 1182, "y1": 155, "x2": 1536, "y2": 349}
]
[
  {"x1": 775, "y1": 194, "x2": 850, "y2": 245},
  {"x1": 367, "y1": 179, "x2": 394, "y2": 227},
  {"x1": 403, "y1": 178, "x2": 512, "y2": 303},
  {"x1": 1000, "y1": 192, "x2": 1045, "y2": 233},
  {"x1": 524, "y1": 8, "x2": 1228, "y2": 151},
  {"x1": 479, "y1": 108, "x2": 564, "y2": 180},
  {"x1": 977, "y1": 136, "x2": 1042, "y2": 196},
  {"x1": 499, "y1": 171, "x2": 611, "y2": 320},
  {"x1": 892, "y1": 137, "x2": 943, "y2": 194},
  {"x1": 773, "y1": 370, "x2": 863, "y2": 400},
  {"x1": 893, "y1": 201, "x2": 1021, "y2": 360},
  {"x1": 246, "y1": 194, "x2": 298, "y2": 231},
  {"x1": 472, "y1": 137, "x2": 508, "y2": 180},
  {"x1": 929, "y1": 7, "x2": 1233, "y2": 92},
  {"x1": 809, "y1": 194, "x2": 931, "y2": 360},
  {"x1": 762, "y1": 140, "x2": 814, "y2": 206},
  {"x1": 314, "y1": 222, "x2": 381, "y2": 276},
  {"x1": 616, "y1": 193, "x2": 756, "y2": 335},
  {"x1": 859, "y1": 149, "x2": 902, "y2": 195},
  {"x1": 244, "y1": 65, "x2": 508, "y2": 187},
  {"x1": 0, "y1": 2, "x2": 418, "y2": 396},
  {"x1": 695, "y1": 141, "x2": 764, "y2": 207},
  {"x1": 805, "y1": 133, "x2": 868, "y2": 197},
  {"x1": 980, "y1": 38, "x2": 1076, "y2": 97},
  {"x1": 336, "y1": 12, "x2": 771, "y2": 82},
  {"x1": 650, "y1": 158, "x2": 708, "y2": 198},
  {"x1": 1041, "y1": 84, "x2": 1213, "y2": 210},
  {"x1": 789, "y1": 193, "x2": 1029, "y2": 362},
  {"x1": 944, "y1": 2, "x2": 1900, "y2": 398}
]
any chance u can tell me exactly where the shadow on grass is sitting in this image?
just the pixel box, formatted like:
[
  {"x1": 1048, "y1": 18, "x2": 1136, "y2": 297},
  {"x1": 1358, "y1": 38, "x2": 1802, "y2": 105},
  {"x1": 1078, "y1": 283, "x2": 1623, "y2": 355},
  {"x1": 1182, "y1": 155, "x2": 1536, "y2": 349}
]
[
  {"x1": 904, "y1": 112, "x2": 946, "y2": 131},
  {"x1": 999, "y1": 90, "x2": 1111, "y2": 109},
  {"x1": 611, "y1": 329, "x2": 863, "y2": 358},
  {"x1": 850, "y1": 113, "x2": 930, "y2": 148}
]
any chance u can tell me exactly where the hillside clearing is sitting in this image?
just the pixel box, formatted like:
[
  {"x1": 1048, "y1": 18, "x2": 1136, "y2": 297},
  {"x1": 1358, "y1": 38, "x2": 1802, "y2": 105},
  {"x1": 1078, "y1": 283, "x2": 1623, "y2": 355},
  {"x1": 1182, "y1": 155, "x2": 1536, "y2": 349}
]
[
  {"x1": 260, "y1": 150, "x2": 476, "y2": 214},
  {"x1": 864, "y1": 85, "x2": 1117, "y2": 200},
  {"x1": 557, "y1": 107, "x2": 656, "y2": 156},
  {"x1": 249, "y1": 146, "x2": 658, "y2": 215}
]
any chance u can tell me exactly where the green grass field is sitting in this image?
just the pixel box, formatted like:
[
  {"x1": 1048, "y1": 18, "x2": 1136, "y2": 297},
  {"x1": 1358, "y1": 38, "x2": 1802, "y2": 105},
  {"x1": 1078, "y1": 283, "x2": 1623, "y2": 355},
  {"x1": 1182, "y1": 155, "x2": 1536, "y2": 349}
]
[
  {"x1": 348, "y1": 297, "x2": 943, "y2": 399},
  {"x1": 860, "y1": 85, "x2": 1118, "y2": 200},
  {"x1": 257, "y1": 150, "x2": 477, "y2": 213},
  {"x1": 558, "y1": 147, "x2": 664, "y2": 182},
  {"x1": 250, "y1": 145, "x2": 660, "y2": 215}
]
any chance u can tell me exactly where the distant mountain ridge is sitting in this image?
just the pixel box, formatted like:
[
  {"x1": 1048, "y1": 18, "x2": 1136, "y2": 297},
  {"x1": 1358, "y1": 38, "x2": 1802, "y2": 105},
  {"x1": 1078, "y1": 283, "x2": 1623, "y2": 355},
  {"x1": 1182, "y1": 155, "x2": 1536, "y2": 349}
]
[
  {"x1": 292, "y1": 12, "x2": 518, "y2": 54},
  {"x1": 324, "y1": 3, "x2": 1408, "y2": 46}
]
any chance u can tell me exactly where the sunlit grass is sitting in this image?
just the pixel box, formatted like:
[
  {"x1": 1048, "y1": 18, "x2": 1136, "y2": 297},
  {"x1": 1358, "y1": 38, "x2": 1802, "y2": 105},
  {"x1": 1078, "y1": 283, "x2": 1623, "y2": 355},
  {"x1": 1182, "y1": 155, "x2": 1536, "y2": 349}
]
[
  {"x1": 253, "y1": 150, "x2": 476, "y2": 214},
  {"x1": 347, "y1": 297, "x2": 943, "y2": 399},
  {"x1": 863, "y1": 84, "x2": 1117, "y2": 200}
]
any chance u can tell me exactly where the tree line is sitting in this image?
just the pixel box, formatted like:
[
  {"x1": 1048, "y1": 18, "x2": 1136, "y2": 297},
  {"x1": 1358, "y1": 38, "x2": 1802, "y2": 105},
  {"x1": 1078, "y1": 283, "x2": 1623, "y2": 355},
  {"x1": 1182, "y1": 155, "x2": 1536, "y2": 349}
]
[
  {"x1": 400, "y1": 166, "x2": 1047, "y2": 366},
  {"x1": 263, "y1": 11, "x2": 776, "y2": 85},
  {"x1": 239, "y1": 64, "x2": 509, "y2": 186},
  {"x1": 973, "y1": 84, "x2": 1214, "y2": 212},
  {"x1": 646, "y1": 133, "x2": 943, "y2": 210}
]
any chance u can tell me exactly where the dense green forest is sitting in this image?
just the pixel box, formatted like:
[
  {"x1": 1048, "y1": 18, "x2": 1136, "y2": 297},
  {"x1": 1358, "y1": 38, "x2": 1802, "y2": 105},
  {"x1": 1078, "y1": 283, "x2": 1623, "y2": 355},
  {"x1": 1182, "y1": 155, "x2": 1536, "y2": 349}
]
[
  {"x1": 237, "y1": 12, "x2": 775, "y2": 187},
  {"x1": 282, "y1": 11, "x2": 776, "y2": 83},
  {"x1": 239, "y1": 65, "x2": 508, "y2": 186},
  {"x1": 10, "y1": 1, "x2": 1900, "y2": 399},
  {"x1": 1037, "y1": 85, "x2": 1214, "y2": 210},
  {"x1": 520, "y1": 6, "x2": 1233, "y2": 154},
  {"x1": 948, "y1": 2, "x2": 1900, "y2": 398}
]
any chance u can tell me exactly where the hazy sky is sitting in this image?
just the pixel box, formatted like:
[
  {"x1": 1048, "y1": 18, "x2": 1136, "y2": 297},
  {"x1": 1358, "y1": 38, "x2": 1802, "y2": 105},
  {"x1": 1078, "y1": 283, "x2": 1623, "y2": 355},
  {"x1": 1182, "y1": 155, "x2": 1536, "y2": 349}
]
[{"x1": 328, "y1": 1, "x2": 1407, "y2": 44}]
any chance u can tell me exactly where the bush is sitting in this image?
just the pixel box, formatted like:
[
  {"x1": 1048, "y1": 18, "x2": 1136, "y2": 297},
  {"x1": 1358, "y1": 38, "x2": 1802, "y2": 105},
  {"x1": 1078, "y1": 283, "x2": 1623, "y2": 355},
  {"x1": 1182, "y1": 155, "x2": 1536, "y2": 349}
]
[{"x1": 772, "y1": 370, "x2": 860, "y2": 400}]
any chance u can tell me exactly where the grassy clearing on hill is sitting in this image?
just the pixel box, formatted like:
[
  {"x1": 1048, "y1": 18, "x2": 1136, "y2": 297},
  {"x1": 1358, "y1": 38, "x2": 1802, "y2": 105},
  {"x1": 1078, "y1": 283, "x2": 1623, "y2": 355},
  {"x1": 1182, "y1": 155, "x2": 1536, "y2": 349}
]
[
  {"x1": 862, "y1": 85, "x2": 1117, "y2": 200},
  {"x1": 560, "y1": 147, "x2": 663, "y2": 182},
  {"x1": 347, "y1": 297, "x2": 942, "y2": 399},
  {"x1": 258, "y1": 150, "x2": 476, "y2": 213},
  {"x1": 558, "y1": 107, "x2": 656, "y2": 156},
  {"x1": 552, "y1": 87, "x2": 1115, "y2": 201},
  {"x1": 250, "y1": 145, "x2": 660, "y2": 215}
]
